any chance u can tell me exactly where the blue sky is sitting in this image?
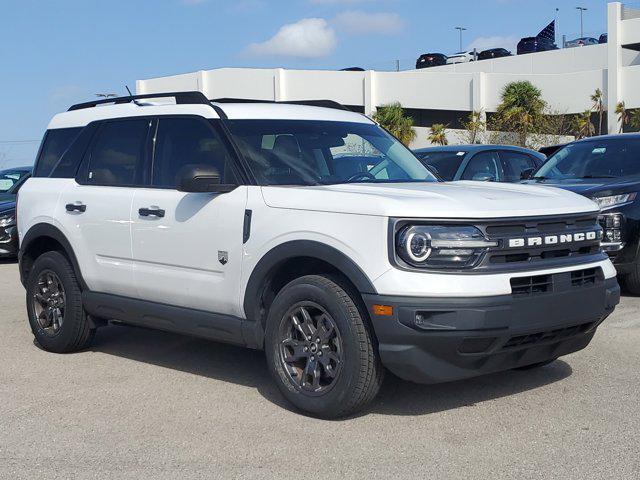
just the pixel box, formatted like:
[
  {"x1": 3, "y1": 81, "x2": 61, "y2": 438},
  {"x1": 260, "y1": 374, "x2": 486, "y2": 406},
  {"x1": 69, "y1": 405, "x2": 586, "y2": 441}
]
[{"x1": 0, "y1": 0, "x2": 609, "y2": 167}]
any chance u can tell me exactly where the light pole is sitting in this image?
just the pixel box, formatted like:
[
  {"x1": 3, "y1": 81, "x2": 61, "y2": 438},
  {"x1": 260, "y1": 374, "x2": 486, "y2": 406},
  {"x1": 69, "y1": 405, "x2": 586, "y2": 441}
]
[
  {"x1": 576, "y1": 6, "x2": 587, "y2": 38},
  {"x1": 455, "y1": 26, "x2": 467, "y2": 52}
]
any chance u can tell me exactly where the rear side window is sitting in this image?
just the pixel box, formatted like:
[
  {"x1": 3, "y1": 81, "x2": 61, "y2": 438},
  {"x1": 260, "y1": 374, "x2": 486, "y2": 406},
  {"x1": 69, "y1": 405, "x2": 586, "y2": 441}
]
[
  {"x1": 500, "y1": 151, "x2": 537, "y2": 182},
  {"x1": 85, "y1": 119, "x2": 150, "y2": 186},
  {"x1": 416, "y1": 151, "x2": 466, "y2": 180},
  {"x1": 461, "y1": 151, "x2": 502, "y2": 181},
  {"x1": 152, "y1": 117, "x2": 236, "y2": 188},
  {"x1": 34, "y1": 128, "x2": 82, "y2": 177}
]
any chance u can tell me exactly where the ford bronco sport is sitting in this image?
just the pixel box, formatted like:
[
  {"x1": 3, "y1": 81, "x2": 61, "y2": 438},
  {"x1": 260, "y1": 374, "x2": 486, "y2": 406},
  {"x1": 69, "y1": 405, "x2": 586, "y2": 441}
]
[{"x1": 18, "y1": 92, "x2": 620, "y2": 418}]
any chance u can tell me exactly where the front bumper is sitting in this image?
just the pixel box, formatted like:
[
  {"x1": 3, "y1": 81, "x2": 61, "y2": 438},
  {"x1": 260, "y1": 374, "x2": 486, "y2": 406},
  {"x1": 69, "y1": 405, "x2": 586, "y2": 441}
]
[
  {"x1": 364, "y1": 276, "x2": 619, "y2": 384},
  {"x1": 0, "y1": 225, "x2": 18, "y2": 257}
]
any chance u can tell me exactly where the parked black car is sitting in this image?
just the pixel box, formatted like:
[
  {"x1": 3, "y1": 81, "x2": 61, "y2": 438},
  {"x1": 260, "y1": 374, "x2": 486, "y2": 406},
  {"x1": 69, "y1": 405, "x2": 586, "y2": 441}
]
[
  {"x1": 517, "y1": 36, "x2": 558, "y2": 54},
  {"x1": 340, "y1": 67, "x2": 365, "y2": 71},
  {"x1": 523, "y1": 134, "x2": 640, "y2": 293},
  {"x1": 599, "y1": 33, "x2": 608, "y2": 44},
  {"x1": 539, "y1": 143, "x2": 567, "y2": 158},
  {"x1": 416, "y1": 53, "x2": 447, "y2": 69},
  {"x1": 478, "y1": 48, "x2": 512, "y2": 60},
  {"x1": 413, "y1": 145, "x2": 545, "y2": 182},
  {"x1": 0, "y1": 166, "x2": 32, "y2": 258}
]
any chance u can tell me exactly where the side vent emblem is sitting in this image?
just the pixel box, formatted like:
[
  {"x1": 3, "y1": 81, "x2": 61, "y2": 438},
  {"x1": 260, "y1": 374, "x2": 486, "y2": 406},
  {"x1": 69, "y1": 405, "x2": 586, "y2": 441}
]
[{"x1": 218, "y1": 251, "x2": 228, "y2": 265}]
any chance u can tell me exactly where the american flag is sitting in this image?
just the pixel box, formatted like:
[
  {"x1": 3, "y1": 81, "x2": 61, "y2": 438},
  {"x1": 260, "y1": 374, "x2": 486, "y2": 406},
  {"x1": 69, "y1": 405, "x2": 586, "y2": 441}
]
[{"x1": 537, "y1": 20, "x2": 556, "y2": 42}]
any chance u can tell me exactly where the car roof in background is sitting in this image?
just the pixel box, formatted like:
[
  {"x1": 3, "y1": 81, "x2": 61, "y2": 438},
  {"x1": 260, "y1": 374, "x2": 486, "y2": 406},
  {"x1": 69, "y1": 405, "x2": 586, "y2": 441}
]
[
  {"x1": 414, "y1": 144, "x2": 543, "y2": 155},
  {"x1": 0, "y1": 166, "x2": 32, "y2": 173},
  {"x1": 572, "y1": 133, "x2": 640, "y2": 143}
]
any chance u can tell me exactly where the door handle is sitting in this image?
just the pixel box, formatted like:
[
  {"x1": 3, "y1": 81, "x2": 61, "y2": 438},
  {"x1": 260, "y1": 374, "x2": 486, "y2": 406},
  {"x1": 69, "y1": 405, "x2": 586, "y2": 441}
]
[
  {"x1": 65, "y1": 203, "x2": 86, "y2": 213},
  {"x1": 138, "y1": 207, "x2": 165, "y2": 218}
]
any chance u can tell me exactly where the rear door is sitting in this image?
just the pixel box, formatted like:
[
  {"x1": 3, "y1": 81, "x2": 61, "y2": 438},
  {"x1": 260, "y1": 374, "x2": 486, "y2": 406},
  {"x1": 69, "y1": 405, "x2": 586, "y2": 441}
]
[
  {"x1": 56, "y1": 118, "x2": 152, "y2": 296},
  {"x1": 130, "y1": 116, "x2": 247, "y2": 316}
]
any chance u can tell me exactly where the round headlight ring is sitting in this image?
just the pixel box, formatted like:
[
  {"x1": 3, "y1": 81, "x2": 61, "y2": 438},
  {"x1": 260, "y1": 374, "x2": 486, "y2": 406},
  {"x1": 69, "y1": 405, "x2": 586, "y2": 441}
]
[{"x1": 405, "y1": 231, "x2": 431, "y2": 262}]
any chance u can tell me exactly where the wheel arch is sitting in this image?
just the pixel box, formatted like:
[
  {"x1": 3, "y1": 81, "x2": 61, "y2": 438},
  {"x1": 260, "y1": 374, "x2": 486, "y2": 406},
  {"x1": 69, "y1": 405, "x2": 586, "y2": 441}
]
[
  {"x1": 19, "y1": 223, "x2": 86, "y2": 290},
  {"x1": 242, "y1": 240, "x2": 377, "y2": 348}
]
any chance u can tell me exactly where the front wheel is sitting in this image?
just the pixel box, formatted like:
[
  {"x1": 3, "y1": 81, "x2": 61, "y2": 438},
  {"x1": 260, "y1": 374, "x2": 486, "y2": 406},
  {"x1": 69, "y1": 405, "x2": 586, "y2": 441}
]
[
  {"x1": 265, "y1": 275, "x2": 383, "y2": 418},
  {"x1": 621, "y1": 257, "x2": 640, "y2": 295}
]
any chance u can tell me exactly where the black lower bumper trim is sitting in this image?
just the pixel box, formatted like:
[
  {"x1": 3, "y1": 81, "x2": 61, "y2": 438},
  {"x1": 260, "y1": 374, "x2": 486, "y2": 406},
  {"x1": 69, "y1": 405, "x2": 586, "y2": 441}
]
[{"x1": 364, "y1": 277, "x2": 620, "y2": 384}]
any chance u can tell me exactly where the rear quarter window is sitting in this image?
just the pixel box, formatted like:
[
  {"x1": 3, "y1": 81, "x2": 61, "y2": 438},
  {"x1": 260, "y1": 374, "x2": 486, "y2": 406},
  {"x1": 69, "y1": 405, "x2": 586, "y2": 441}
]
[{"x1": 34, "y1": 128, "x2": 82, "y2": 177}]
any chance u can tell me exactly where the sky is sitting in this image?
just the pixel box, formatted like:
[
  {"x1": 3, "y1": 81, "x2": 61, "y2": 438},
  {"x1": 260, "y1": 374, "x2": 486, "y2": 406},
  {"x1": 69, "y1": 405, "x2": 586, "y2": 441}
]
[{"x1": 0, "y1": 0, "x2": 611, "y2": 168}]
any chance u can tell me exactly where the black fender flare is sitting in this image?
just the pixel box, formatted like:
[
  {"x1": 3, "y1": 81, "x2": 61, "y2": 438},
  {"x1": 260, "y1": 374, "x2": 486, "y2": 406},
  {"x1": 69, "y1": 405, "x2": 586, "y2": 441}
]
[
  {"x1": 242, "y1": 240, "x2": 377, "y2": 323},
  {"x1": 19, "y1": 223, "x2": 86, "y2": 289}
]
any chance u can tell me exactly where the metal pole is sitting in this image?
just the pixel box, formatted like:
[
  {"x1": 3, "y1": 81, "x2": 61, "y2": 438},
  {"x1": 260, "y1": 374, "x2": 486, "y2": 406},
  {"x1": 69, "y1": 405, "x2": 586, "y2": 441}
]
[
  {"x1": 455, "y1": 26, "x2": 467, "y2": 52},
  {"x1": 576, "y1": 6, "x2": 587, "y2": 38}
]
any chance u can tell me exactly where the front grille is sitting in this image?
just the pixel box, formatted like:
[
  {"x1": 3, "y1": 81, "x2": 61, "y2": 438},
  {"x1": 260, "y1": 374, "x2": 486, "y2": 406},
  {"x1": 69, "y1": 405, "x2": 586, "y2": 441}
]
[
  {"x1": 571, "y1": 268, "x2": 600, "y2": 287},
  {"x1": 510, "y1": 267, "x2": 603, "y2": 296},
  {"x1": 510, "y1": 275, "x2": 553, "y2": 296},
  {"x1": 474, "y1": 213, "x2": 603, "y2": 271},
  {"x1": 501, "y1": 322, "x2": 594, "y2": 350}
]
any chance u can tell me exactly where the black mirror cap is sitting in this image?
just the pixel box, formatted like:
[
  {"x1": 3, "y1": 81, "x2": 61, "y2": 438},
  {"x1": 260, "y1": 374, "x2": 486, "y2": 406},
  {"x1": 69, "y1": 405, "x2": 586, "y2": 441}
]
[
  {"x1": 520, "y1": 168, "x2": 536, "y2": 180},
  {"x1": 177, "y1": 165, "x2": 237, "y2": 193}
]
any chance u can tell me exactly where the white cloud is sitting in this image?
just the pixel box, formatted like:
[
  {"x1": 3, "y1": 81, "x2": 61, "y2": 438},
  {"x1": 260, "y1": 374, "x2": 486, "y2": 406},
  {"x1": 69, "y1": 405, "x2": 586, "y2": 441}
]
[
  {"x1": 467, "y1": 35, "x2": 519, "y2": 54},
  {"x1": 334, "y1": 10, "x2": 404, "y2": 35},
  {"x1": 245, "y1": 18, "x2": 337, "y2": 58}
]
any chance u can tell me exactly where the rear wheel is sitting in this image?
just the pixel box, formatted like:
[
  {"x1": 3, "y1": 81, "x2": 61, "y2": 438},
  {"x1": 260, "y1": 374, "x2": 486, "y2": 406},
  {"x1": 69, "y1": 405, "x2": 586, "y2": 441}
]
[
  {"x1": 265, "y1": 275, "x2": 383, "y2": 418},
  {"x1": 26, "y1": 251, "x2": 94, "y2": 353}
]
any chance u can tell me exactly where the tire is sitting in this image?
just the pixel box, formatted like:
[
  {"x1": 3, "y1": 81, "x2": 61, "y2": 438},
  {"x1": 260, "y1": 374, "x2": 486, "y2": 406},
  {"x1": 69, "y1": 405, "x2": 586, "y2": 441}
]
[
  {"x1": 622, "y1": 260, "x2": 640, "y2": 295},
  {"x1": 26, "y1": 251, "x2": 95, "y2": 353},
  {"x1": 514, "y1": 358, "x2": 557, "y2": 371},
  {"x1": 265, "y1": 274, "x2": 383, "y2": 418}
]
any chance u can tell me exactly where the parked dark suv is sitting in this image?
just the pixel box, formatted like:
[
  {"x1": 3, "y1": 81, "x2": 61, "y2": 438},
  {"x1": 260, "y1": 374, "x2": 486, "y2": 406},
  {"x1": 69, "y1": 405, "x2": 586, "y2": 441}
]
[
  {"x1": 524, "y1": 134, "x2": 640, "y2": 293},
  {"x1": 0, "y1": 166, "x2": 32, "y2": 258},
  {"x1": 416, "y1": 53, "x2": 447, "y2": 69},
  {"x1": 517, "y1": 36, "x2": 557, "y2": 54},
  {"x1": 478, "y1": 48, "x2": 512, "y2": 60},
  {"x1": 413, "y1": 145, "x2": 545, "y2": 183}
]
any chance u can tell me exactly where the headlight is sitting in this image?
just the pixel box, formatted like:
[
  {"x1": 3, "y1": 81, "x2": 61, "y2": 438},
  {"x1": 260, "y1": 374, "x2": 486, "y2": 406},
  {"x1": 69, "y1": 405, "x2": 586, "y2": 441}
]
[
  {"x1": 593, "y1": 193, "x2": 637, "y2": 209},
  {"x1": 396, "y1": 225, "x2": 497, "y2": 269},
  {"x1": 0, "y1": 211, "x2": 15, "y2": 228}
]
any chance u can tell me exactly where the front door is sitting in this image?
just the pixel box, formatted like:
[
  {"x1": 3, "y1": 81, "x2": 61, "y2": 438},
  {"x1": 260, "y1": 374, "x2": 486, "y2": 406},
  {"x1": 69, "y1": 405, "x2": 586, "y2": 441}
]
[{"x1": 130, "y1": 116, "x2": 247, "y2": 316}]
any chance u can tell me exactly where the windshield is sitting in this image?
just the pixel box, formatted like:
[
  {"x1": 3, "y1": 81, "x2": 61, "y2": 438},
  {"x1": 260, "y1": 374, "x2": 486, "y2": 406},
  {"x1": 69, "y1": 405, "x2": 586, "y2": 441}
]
[
  {"x1": 0, "y1": 170, "x2": 28, "y2": 193},
  {"x1": 415, "y1": 151, "x2": 466, "y2": 180},
  {"x1": 226, "y1": 120, "x2": 438, "y2": 186},
  {"x1": 535, "y1": 138, "x2": 640, "y2": 180}
]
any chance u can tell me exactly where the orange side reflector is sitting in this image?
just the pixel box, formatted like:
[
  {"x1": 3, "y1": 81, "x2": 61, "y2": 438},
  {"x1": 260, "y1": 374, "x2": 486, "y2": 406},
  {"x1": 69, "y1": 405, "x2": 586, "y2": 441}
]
[{"x1": 373, "y1": 304, "x2": 393, "y2": 316}]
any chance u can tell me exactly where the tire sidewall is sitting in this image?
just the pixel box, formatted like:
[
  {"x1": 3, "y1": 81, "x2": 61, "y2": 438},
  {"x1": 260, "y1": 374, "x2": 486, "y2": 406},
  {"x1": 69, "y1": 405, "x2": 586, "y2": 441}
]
[
  {"x1": 265, "y1": 277, "x2": 368, "y2": 416},
  {"x1": 26, "y1": 252, "x2": 83, "y2": 352}
]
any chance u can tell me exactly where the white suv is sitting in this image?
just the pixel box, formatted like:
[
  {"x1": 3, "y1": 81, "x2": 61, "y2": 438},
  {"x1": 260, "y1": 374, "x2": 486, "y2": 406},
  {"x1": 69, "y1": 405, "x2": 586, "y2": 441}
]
[{"x1": 18, "y1": 92, "x2": 620, "y2": 418}]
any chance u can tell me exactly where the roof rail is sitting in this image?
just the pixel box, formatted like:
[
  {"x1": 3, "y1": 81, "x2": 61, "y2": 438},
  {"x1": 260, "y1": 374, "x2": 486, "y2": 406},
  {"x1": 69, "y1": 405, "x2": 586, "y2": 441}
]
[
  {"x1": 67, "y1": 91, "x2": 211, "y2": 112},
  {"x1": 210, "y1": 98, "x2": 351, "y2": 112}
]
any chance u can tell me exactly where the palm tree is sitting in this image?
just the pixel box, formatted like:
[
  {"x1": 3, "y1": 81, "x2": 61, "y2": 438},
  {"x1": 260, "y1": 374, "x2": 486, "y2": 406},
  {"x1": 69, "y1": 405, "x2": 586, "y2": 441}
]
[
  {"x1": 462, "y1": 110, "x2": 485, "y2": 144},
  {"x1": 575, "y1": 110, "x2": 595, "y2": 139},
  {"x1": 616, "y1": 101, "x2": 628, "y2": 133},
  {"x1": 496, "y1": 81, "x2": 546, "y2": 147},
  {"x1": 630, "y1": 109, "x2": 640, "y2": 132},
  {"x1": 372, "y1": 102, "x2": 416, "y2": 146},
  {"x1": 590, "y1": 88, "x2": 605, "y2": 135},
  {"x1": 428, "y1": 123, "x2": 448, "y2": 145}
]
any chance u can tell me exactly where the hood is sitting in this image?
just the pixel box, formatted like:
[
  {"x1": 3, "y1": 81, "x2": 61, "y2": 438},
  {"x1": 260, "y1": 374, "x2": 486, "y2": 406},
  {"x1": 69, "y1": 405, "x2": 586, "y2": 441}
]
[
  {"x1": 261, "y1": 181, "x2": 599, "y2": 219},
  {"x1": 523, "y1": 176, "x2": 640, "y2": 199},
  {"x1": 0, "y1": 198, "x2": 16, "y2": 214}
]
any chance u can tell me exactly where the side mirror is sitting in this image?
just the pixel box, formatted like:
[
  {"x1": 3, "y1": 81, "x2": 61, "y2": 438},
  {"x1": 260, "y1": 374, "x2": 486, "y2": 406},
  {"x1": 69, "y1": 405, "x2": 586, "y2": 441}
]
[
  {"x1": 177, "y1": 165, "x2": 236, "y2": 193},
  {"x1": 520, "y1": 168, "x2": 535, "y2": 180},
  {"x1": 472, "y1": 173, "x2": 496, "y2": 182}
]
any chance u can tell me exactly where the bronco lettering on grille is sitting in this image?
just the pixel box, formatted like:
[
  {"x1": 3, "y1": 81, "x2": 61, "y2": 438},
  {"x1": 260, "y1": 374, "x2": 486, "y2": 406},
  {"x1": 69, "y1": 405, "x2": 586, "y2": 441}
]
[{"x1": 508, "y1": 231, "x2": 599, "y2": 248}]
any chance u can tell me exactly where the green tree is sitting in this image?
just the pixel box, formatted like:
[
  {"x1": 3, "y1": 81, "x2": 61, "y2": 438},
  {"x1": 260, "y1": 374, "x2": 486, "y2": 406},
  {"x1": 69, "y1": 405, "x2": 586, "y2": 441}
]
[
  {"x1": 461, "y1": 110, "x2": 485, "y2": 144},
  {"x1": 575, "y1": 110, "x2": 595, "y2": 139},
  {"x1": 494, "y1": 81, "x2": 547, "y2": 147},
  {"x1": 590, "y1": 88, "x2": 605, "y2": 136},
  {"x1": 629, "y1": 109, "x2": 640, "y2": 132},
  {"x1": 372, "y1": 102, "x2": 416, "y2": 146},
  {"x1": 616, "y1": 101, "x2": 628, "y2": 133},
  {"x1": 428, "y1": 123, "x2": 448, "y2": 145}
]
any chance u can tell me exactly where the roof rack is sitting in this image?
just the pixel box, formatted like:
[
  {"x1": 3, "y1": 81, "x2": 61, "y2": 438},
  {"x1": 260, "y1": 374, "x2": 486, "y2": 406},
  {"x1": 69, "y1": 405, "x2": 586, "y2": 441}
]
[
  {"x1": 67, "y1": 91, "x2": 211, "y2": 112},
  {"x1": 211, "y1": 98, "x2": 351, "y2": 112}
]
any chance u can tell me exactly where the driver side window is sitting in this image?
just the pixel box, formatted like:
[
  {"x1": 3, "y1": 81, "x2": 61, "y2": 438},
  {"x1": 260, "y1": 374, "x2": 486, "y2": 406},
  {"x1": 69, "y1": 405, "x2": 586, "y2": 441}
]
[{"x1": 462, "y1": 151, "x2": 502, "y2": 181}]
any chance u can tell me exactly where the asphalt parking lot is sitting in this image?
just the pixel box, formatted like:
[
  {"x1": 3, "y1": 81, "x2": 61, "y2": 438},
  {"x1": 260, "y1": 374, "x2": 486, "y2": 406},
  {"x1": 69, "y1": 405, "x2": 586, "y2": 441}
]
[{"x1": 1, "y1": 261, "x2": 639, "y2": 479}]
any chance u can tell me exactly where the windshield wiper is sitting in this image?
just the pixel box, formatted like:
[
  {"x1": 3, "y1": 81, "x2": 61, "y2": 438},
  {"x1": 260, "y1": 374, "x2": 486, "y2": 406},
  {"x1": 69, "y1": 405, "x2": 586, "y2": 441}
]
[
  {"x1": 579, "y1": 175, "x2": 617, "y2": 179},
  {"x1": 531, "y1": 176, "x2": 548, "y2": 180}
]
